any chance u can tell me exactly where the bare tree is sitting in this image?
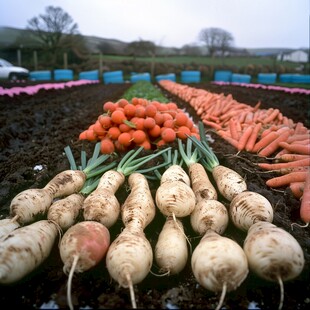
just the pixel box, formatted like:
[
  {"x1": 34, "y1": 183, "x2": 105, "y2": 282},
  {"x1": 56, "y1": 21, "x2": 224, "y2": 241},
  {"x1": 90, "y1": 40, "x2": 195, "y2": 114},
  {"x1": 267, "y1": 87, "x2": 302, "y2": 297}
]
[
  {"x1": 126, "y1": 40, "x2": 156, "y2": 58},
  {"x1": 199, "y1": 27, "x2": 234, "y2": 57},
  {"x1": 27, "y1": 6, "x2": 80, "y2": 65}
]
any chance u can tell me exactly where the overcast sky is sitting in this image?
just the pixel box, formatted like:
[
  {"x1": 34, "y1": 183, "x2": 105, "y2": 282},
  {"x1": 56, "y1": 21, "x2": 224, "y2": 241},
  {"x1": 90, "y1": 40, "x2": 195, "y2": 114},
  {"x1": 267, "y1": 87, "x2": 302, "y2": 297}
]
[{"x1": 1, "y1": 0, "x2": 309, "y2": 49}]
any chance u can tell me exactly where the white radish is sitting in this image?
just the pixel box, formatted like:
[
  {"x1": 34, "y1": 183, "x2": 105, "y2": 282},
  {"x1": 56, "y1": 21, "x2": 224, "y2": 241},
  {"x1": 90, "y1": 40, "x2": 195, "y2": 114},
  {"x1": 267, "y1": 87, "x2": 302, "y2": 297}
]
[
  {"x1": 83, "y1": 170, "x2": 124, "y2": 228},
  {"x1": 47, "y1": 193, "x2": 85, "y2": 230},
  {"x1": 59, "y1": 220, "x2": 110, "y2": 310},
  {"x1": 229, "y1": 191, "x2": 274, "y2": 231},
  {"x1": 243, "y1": 221, "x2": 305, "y2": 310},
  {"x1": 191, "y1": 230, "x2": 249, "y2": 310},
  {"x1": 0, "y1": 216, "x2": 20, "y2": 240},
  {"x1": 0, "y1": 220, "x2": 59, "y2": 284},
  {"x1": 106, "y1": 172, "x2": 155, "y2": 309},
  {"x1": 155, "y1": 216, "x2": 188, "y2": 275},
  {"x1": 190, "y1": 199, "x2": 229, "y2": 235},
  {"x1": 10, "y1": 170, "x2": 86, "y2": 224}
]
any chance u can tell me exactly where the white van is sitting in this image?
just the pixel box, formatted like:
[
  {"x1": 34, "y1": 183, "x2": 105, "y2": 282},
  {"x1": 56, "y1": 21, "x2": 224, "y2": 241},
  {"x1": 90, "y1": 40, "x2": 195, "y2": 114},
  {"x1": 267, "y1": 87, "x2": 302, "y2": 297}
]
[{"x1": 0, "y1": 58, "x2": 29, "y2": 80}]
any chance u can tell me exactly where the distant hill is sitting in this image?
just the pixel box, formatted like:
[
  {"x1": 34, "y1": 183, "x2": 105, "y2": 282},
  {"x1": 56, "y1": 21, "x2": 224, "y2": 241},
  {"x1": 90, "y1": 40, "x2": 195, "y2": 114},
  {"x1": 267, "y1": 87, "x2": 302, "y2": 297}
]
[{"x1": 0, "y1": 26, "x2": 306, "y2": 56}]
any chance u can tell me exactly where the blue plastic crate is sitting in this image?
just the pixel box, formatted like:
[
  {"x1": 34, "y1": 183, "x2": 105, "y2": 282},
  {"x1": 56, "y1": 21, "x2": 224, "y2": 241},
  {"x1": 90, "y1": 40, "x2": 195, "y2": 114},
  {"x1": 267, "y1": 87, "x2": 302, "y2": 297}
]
[
  {"x1": 103, "y1": 71, "x2": 124, "y2": 84},
  {"x1": 180, "y1": 71, "x2": 201, "y2": 83},
  {"x1": 214, "y1": 70, "x2": 232, "y2": 82}
]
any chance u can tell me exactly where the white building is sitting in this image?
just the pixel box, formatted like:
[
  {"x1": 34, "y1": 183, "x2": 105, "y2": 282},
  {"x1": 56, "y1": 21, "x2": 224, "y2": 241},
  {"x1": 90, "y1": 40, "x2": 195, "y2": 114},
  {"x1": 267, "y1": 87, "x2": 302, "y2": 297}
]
[{"x1": 277, "y1": 50, "x2": 309, "y2": 63}]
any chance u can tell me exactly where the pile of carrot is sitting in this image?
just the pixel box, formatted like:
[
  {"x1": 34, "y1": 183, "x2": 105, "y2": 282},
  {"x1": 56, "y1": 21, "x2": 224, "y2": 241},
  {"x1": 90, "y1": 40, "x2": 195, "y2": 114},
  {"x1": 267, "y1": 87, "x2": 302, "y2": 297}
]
[
  {"x1": 159, "y1": 80, "x2": 310, "y2": 201},
  {"x1": 79, "y1": 97, "x2": 200, "y2": 154}
]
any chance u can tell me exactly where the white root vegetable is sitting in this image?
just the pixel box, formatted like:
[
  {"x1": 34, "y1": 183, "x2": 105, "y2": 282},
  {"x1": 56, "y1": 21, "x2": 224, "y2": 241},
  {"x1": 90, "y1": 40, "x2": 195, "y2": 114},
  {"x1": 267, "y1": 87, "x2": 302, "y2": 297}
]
[
  {"x1": 83, "y1": 170, "x2": 125, "y2": 228},
  {"x1": 0, "y1": 220, "x2": 59, "y2": 284},
  {"x1": 191, "y1": 230, "x2": 249, "y2": 310},
  {"x1": 47, "y1": 193, "x2": 85, "y2": 230},
  {"x1": 59, "y1": 220, "x2": 110, "y2": 310},
  {"x1": 229, "y1": 191, "x2": 274, "y2": 231},
  {"x1": 121, "y1": 173, "x2": 155, "y2": 229},
  {"x1": 10, "y1": 170, "x2": 86, "y2": 224},
  {"x1": 187, "y1": 128, "x2": 247, "y2": 201},
  {"x1": 106, "y1": 172, "x2": 155, "y2": 309},
  {"x1": 243, "y1": 221, "x2": 305, "y2": 310},
  {"x1": 156, "y1": 165, "x2": 196, "y2": 218},
  {"x1": 155, "y1": 216, "x2": 188, "y2": 275},
  {"x1": 211, "y1": 165, "x2": 247, "y2": 201},
  {"x1": 0, "y1": 216, "x2": 20, "y2": 240},
  {"x1": 190, "y1": 199, "x2": 229, "y2": 235},
  {"x1": 188, "y1": 162, "x2": 218, "y2": 202},
  {"x1": 160, "y1": 164, "x2": 191, "y2": 186}
]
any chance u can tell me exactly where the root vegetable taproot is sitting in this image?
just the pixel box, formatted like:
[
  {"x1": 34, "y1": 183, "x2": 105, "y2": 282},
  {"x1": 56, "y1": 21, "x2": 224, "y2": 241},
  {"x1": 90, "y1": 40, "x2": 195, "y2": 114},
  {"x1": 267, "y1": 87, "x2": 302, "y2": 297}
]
[
  {"x1": 243, "y1": 221, "x2": 305, "y2": 310},
  {"x1": 83, "y1": 147, "x2": 169, "y2": 228},
  {"x1": 0, "y1": 216, "x2": 20, "y2": 240},
  {"x1": 300, "y1": 171, "x2": 310, "y2": 225},
  {"x1": 229, "y1": 191, "x2": 274, "y2": 231},
  {"x1": 191, "y1": 230, "x2": 249, "y2": 310},
  {"x1": 0, "y1": 220, "x2": 59, "y2": 284},
  {"x1": 59, "y1": 220, "x2": 110, "y2": 310},
  {"x1": 190, "y1": 199, "x2": 229, "y2": 235},
  {"x1": 47, "y1": 193, "x2": 85, "y2": 230},
  {"x1": 155, "y1": 216, "x2": 188, "y2": 275},
  {"x1": 9, "y1": 170, "x2": 86, "y2": 224}
]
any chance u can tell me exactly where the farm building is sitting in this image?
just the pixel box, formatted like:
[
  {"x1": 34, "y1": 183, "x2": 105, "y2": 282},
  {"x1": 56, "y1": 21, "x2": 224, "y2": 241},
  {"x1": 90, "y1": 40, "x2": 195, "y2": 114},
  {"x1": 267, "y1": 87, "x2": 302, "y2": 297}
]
[{"x1": 277, "y1": 49, "x2": 309, "y2": 63}]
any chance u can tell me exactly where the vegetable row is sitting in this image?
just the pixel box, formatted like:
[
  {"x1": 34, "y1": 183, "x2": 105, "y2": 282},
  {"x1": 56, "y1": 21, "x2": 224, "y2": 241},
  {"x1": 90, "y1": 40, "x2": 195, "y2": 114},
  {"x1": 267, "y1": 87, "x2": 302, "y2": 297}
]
[
  {"x1": 0, "y1": 132, "x2": 306, "y2": 310},
  {"x1": 158, "y1": 80, "x2": 310, "y2": 209}
]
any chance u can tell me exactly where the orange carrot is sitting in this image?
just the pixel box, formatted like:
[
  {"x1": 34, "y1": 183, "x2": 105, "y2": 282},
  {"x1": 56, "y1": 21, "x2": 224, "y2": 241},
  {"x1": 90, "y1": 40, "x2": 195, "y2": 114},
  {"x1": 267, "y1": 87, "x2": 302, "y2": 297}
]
[
  {"x1": 245, "y1": 123, "x2": 262, "y2": 152},
  {"x1": 294, "y1": 122, "x2": 308, "y2": 134},
  {"x1": 202, "y1": 119, "x2": 222, "y2": 130},
  {"x1": 229, "y1": 119, "x2": 239, "y2": 141},
  {"x1": 275, "y1": 154, "x2": 310, "y2": 162},
  {"x1": 252, "y1": 131, "x2": 279, "y2": 154},
  {"x1": 257, "y1": 158, "x2": 310, "y2": 170},
  {"x1": 262, "y1": 108, "x2": 280, "y2": 124},
  {"x1": 287, "y1": 134, "x2": 310, "y2": 144},
  {"x1": 290, "y1": 182, "x2": 304, "y2": 199},
  {"x1": 237, "y1": 126, "x2": 253, "y2": 151},
  {"x1": 278, "y1": 142, "x2": 310, "y2": 155},
  {"x1": 260, "y1": 125, "x2": 279, "y2": 139},
  {"x1": 258, "y1": 129, "x2": 292, "y2": 157},
  {"x1": 161, "y1": 127, "x2": 176, "y2": 143},
  {"x1": 266, "y1": 171, "x2": 308, "y2": 188},
  {"x1": 300, "y1": 171, "x2": 310, "y2": 224}
]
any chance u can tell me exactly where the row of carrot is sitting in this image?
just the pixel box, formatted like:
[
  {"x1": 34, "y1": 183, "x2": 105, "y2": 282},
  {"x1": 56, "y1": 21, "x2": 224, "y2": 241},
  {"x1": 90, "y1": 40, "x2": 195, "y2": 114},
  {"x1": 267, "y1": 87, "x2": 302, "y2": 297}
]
[
  {"x1": 158, "y1": 80, "x2": 310, "y2": 201},
  {"x1": 79, "y1": 97, "x2": 200, "y2": 154}
]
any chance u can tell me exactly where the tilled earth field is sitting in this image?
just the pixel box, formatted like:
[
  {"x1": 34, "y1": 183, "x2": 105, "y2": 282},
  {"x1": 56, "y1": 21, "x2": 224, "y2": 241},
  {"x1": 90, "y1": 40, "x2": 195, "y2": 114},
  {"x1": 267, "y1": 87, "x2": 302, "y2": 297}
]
[{"x1": 0, "y1": 81, "x2": 309, "y2": 310}]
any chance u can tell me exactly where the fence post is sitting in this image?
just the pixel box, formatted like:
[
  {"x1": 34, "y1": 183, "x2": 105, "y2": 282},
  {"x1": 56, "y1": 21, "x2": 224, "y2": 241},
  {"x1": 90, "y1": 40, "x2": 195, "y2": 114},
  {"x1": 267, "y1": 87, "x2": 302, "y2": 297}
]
[
  {"x1": 64, "y1": 52, "x2": 68, "y2": 69},
  {"x1": 17, "y1": 49, "x2": 22, "y2": 66},
  {"x1": 33, "y1": 51, "x2": 38, "y2": 71}
]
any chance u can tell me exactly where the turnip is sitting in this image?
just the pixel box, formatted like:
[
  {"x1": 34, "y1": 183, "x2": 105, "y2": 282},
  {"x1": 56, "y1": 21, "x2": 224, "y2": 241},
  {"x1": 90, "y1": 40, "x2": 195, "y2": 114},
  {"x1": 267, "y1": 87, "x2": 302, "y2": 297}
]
[
  {"x1": 47, "y1": 193, "x2": 85, "y2": 230},
  {"x1": 243, "y1": 221, "x2": 305, "y2": 310},
  {"x1": 229, "y1": 191, "x2": 274, "y2": 231},
  {"x1": 59, "y1": 220, "x2": 110, "y2": 310},
  {"x1": 106, "y1": 172, "x2": 156, "y2": 309},
  {"x1": 0, "y1": 220, "x2": 59, "y2": 284},
  {"x1": 83, "y1": 146, "x2": 170, "y2": 228},
  {"x1": 0, "y1": 216, "x2": 20, "y2": 240},
  {"x1": 191, "y1": 230, "x2": 249, "y2": 310},
  {"x1": 155, "y1": 216, "x2": 188, "y2": 275},
  {"x1": 190, "y1": 199, "x2": 229, "y2": 235}
]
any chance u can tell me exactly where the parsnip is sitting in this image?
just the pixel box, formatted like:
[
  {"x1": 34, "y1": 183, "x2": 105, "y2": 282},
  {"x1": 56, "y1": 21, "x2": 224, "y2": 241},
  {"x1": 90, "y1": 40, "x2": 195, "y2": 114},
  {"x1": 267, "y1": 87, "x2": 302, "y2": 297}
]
[
  {"x1": 191, "y1": 230, "x2": 249, "y2": 310},
  {"x1": 83, "y1": 170, "x2": 124, "y2": 228},
  {"x1": 10, "y1": 170, "x2": 86, "y2": 224},
  {"x1": 155, "y1": 216, "x2": 188, "y2": 275},
  {"x1": 243, "y1": 221, "x2": 305, "y2": 310},
  {"x1": 190, "y1": 199, "x2": 229, "y2": 235},
  {"x1": 230, "y1": 191, "x2": 274, "y2": 231},
  {"x1": 47, "y1": 193, "x2": 85, "y2": 230},
  {"x1": 0, "y1": 220, "x2": 59, "y2": 284},
  {"x1": 0, "y1": 217, "x2": 20, "y2": 240}
]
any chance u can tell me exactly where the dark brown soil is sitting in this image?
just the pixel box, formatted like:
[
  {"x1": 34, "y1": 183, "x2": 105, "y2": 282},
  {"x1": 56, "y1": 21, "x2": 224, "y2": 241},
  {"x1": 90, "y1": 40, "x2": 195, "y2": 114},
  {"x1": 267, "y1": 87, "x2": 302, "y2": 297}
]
[{"x1": 0, "y1": 81, "x2": 309, "y2": 310}]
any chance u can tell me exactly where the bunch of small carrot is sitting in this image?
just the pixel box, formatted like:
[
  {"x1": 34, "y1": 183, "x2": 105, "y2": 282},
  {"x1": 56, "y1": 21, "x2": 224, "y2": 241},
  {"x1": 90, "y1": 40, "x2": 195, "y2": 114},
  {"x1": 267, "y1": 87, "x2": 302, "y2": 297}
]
[
  {"x1": 159, "y1": 80, "x2": 310, "y2": 202},
  {"x1": 79, "y1": 97, "x2": 200, "y2": 154}
]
